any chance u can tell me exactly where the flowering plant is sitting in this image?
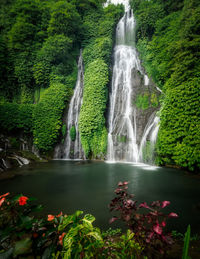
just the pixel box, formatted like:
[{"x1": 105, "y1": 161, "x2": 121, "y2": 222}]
[{"x1": 109, "y1": 182, "x2": 178, "y2": 255}]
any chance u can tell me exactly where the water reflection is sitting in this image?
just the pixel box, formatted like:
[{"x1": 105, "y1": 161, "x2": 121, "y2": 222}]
[{"x1": 0, "y1": 161, "x2": 200, "y2": 233}]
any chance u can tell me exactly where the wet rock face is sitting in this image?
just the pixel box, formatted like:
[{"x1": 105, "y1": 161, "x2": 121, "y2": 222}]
[
  {"x1": 130, "y1": 68, "x2": 161, "y2": 145},
  {"x1": 0, "y1": 134, "x2": 39, "y2": 173}
]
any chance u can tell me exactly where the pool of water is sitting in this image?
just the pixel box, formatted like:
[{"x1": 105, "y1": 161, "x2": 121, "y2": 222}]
[{"x1": 0, "y1": 160, "x2": 200, "y2": 233}]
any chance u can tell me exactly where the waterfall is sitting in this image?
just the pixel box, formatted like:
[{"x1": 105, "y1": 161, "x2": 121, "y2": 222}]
[
  {"x1": 107, "y1": 0, "x2": 160, "y2": 163},
  {"x1": 54, "y1": 52, "x2": 85, "y2": 159}
]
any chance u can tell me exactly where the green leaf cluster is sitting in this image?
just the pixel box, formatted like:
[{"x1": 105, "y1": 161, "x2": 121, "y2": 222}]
[
  {"x1": 0, "y1": 103, "x2": 33, "y2": 133},
  {"x1": 135, "y1": 93, "x2": 149, "y2": 110},
  {"x1": 79, "y1": 60, "x2": 109, "y2": 158},
  {"x1": 56, "y1": 211, "x2": 103, "y2": 259},
  {"x1": 32, "y1": 75, "x2": 75, "y2": 151}
]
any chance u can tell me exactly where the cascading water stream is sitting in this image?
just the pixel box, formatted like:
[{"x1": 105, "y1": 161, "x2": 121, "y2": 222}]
[
  {"x1": 54, "y1": 52, "x2": 85, "y2": 159},
  {"x1": 107, "y1": 0, "x2": 160, "y2": 163}
]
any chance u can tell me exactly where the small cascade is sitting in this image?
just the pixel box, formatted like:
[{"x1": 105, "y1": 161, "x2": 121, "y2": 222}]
[
  {"x1": 107, "y1": 0, "x2": 160, "y2": 163},
  {"x1": 54, "y1": 52, "x2": 85, "y2": 159},
  {"x1": 138, "y1": 116, "x2": 160, "y2": 163}
]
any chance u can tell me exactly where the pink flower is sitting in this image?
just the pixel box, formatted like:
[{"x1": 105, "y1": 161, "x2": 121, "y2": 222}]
[
  {"x1": 153, "y1": 224, "x2": 163, "y2": 235},
  {"x1": 168, "y1": 212, "x2": 178, "y2": 218},
  {"x1": 18, "y1": 196, "x2": 28, "y2": 206},
  {"x1": 162, "y1": 201, "x2": 170, "y2": 208},
  {"x1": 0, "y1": 198, "x2": 5, "y2": 206}
]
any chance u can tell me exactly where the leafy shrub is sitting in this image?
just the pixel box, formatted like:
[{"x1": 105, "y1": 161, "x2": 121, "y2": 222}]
[
  {"x1": 157, "y1": 79, "x2": 200, "y2": 171},
  {"x1": 33, "y1": 74, "x2": 76, "y2": 151},
  {"x1": 0, "y1": 192, "x2": 144, "y2": 259},
  {"x1": 135, "y1": 93, "x2": 149, "y2": 110},
  {"x1": 69, "y1": 126, "x2": 76, "y2": 141},
  {"x1": 109, "y1": 182, "x2": 178, "y2": 256},
  {"x1": 79, "y1": 59, "x2": 109, "y2": 158},
  {"x1": 83, "y1": 37, "x2": 112, "y2": 68},
  {"x1": 61, "y1": 124, "x2": 67, "y2": 137},
  {"x1": 0, "y1": 103, "x2": 34, "y2": 133},
  {"x1": 55, "y1": 211, "x2": 103, "y2": 258}
]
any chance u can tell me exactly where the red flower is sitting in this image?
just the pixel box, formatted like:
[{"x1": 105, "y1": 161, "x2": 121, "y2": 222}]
[
  {"x1": 18, "y1": 196, "x2": 28, "y2": 206},
  {"x1": 0, "y1": 198, "x2": 5, "y2": 207},
  {"x1": 32, "y1": 233, "x2": 38, "y2": 238},
  {"x1": 47, "y1": 214, "x2": 55, "y2": 221},
  {"x1": 56, "y1": 211, "x2": 63, "y2": 217},
  {"x1": 58, "y1": 232, "x2": 66, "y2": 246},
  {"x1": 0, "y1": 192, "x2": 10, "y2": 199}
]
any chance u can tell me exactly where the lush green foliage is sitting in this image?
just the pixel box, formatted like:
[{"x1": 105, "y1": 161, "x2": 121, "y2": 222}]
[
  {"x1": 131, "y1": 0, "x2": 200, "y2": 171},
  {"x1": 1, "y1": 183, "x2": 183, "y2": 258},
  {"x1": 135, "y1": 93, "x2": 149, "y2": 110},
  {"x1": 0, "y1": 0, "x2": 123, "y2": 155},
  {"x1": 56, "y1": 211, "x2": 103, "y2": 258},
  {"x1": 110, "y1": 182, "x2": 178, "y2": 257},
  {"x1": 69, "y1": 126, "x2": 76, "y2": 141},
  {"x1": 32, "y1": 75, "x2": 75, "y2": 151},
  {"x1": 0, "y1": 192, "x2": 144, "y2": 258},
  {"x1": 0, "y1": 103, "x2": 33, "y2": 133},
  {"x1": 79, "y1": 59, "x2": 109, "y2": 158}
]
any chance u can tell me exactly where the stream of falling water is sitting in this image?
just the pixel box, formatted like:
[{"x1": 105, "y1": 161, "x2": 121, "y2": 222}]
[
  {"x1": 54, "y1": 52, "x2": 85, "y2": 159},
  {"x1": 107, "y1": 0, "x2": 160, "y2": 163}
]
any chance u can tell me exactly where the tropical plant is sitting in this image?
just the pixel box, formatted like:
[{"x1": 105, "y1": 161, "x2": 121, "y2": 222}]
[{"x1": 109, "y1": 182, "x2": 178, "y2": 255}]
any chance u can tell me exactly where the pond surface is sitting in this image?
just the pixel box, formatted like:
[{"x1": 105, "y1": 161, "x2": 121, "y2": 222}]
[{"x1": 0, "y1": 161, "x2": 200, "y2": 234}]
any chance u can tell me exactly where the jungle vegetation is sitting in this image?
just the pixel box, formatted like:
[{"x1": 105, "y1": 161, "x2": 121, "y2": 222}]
[{"x1": 0, "y1": 0, "x2": 199, "y2": 171}]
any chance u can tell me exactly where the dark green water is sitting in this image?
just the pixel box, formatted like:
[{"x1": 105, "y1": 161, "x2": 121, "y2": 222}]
[{"x1": 0, "y1": 161, "x2": 200, "y2": 233}]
